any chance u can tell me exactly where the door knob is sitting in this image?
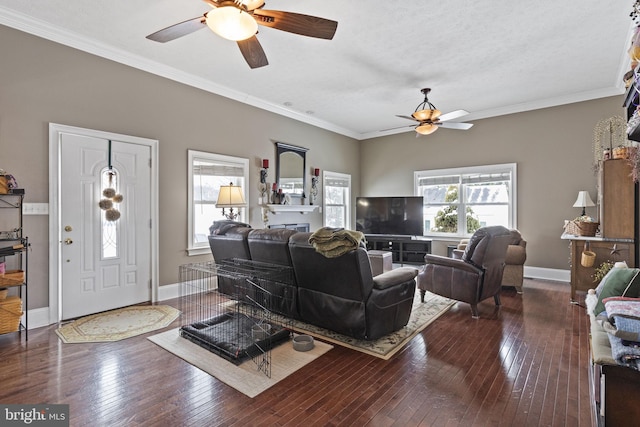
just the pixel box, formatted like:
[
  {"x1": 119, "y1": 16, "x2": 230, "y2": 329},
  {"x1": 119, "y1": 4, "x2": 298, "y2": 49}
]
[
  {"x1": 64, "y1": 238, "x2": 73, "y2": 245},
  {"x1": 64, "y1": 225, "x2": 73, "y2": 232}
]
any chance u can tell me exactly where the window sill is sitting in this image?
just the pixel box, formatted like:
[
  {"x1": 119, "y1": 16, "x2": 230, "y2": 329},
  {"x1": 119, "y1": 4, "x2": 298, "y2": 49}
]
[{"x1": 186, "y1": 246, "x2": 211, "y2": 257}]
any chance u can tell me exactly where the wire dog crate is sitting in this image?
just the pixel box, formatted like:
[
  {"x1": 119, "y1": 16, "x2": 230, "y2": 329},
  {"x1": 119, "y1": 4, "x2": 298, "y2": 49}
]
[{"x1": 178, "y1": 259, "x2": 294, "y2": 378}]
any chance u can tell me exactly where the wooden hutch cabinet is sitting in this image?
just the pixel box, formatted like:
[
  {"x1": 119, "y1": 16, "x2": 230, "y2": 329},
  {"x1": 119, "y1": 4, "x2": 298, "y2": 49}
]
[
  {"x1": 564, "y1": 158, "x2": 636, "y2": 302},
  {"x1": 600, "y1": 159, "x2": 635, "y2": 239}
]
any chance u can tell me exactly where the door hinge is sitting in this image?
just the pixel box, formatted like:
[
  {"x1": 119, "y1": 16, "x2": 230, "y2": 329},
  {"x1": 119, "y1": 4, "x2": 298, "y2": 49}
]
[
  {"x1": 149, "y1": 219, "x2": 152, "y2": 229},
  {"x1": 148, "y1": 279, "x2": 152, "y2": 289},
  {"x1": 148, "y1": 158, "x2": 152, "y2": 168}
]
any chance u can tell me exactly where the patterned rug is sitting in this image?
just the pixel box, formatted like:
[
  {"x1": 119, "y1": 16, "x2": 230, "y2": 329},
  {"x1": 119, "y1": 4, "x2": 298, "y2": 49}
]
[
  {"x1": 56, "y1": 305, "x2": 180, "y2": 343},
  {"x1": 288, "y1": 291, "x2": 454, "y2": 360}
]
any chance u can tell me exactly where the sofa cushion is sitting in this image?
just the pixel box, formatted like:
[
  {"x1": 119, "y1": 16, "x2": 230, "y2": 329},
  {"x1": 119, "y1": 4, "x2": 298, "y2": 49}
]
[
  {"x1": 209, "y1": 220, "x2": 251, "y2": 235},
  {"x1": 594, "y1": 268, "x2": 640, "y2": 316},
  {"x1": 247, "y1": 228, "x2": 297, "y2": 266},
  {"x1": 208, "y1": 226, "x2": 252, "y2": 261}
]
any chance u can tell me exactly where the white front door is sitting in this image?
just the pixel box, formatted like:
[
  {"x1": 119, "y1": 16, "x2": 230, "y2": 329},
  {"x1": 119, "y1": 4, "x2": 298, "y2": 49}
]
[{"x1": 59, "y1": 132, "x2": 152, "y2": 320}]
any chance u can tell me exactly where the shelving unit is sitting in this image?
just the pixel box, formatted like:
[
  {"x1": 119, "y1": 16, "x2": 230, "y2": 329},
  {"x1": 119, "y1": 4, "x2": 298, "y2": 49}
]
[
  {"x1": 0, "y1": 193, "x2": 28, "y2": 340},
  {"x1": 624, "y1": 69, "x2": 640, "y2": 142},
  {"x1": 364, "y1": 235, "x2": 432, "y2": 265},
  {"x1": 622, "y1": 67, "x2": 640, "y2": 267}
]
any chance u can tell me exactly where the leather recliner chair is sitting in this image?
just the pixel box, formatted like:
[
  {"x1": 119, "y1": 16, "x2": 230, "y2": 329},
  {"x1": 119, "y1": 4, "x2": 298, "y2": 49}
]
[
  {"x1": 455, "y1": 230, "x2": 527, "y2": 294},
  {"x1": 416, "y1": 226, "x2": 515, "y2": 318},
  {"x1": 288, "y1": 232, "x2": 418, "y2": 340}
]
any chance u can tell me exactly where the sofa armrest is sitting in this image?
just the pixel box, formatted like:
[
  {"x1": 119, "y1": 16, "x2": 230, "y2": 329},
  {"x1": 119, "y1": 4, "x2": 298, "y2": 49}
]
[
  {"x1": 373, "y1": 267, "x2": 418, "y2": 290},
  {"x1": 505, "y1": 243, "x2": 527, "y2": 265}
]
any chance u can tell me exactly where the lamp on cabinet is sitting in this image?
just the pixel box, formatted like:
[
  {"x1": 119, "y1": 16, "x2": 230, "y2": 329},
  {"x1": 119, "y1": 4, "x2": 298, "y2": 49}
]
[
  {"x1": 216, "y1": 183, "x2": 246, "y2": 220},
  {"x1": 573, "y1": 191, "x2": 595, "y2": 216}
]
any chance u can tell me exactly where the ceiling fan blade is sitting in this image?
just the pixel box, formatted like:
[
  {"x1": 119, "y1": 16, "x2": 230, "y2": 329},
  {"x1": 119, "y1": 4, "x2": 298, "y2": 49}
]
[
  {"x1": 253, "y1": 10, "x2": 338, "y2": 39},
  {"x1": 237, "y1": 36, "x2": 269, "y2": 69},
  {"x1": 146, "y1": 16, "x2": 207, "y2": 43},
  {"x1": 379, "y1": 124, "x2": 416, "y2": 132},
  {"x1": 395, "y1": 115, "x2": 420, "y2": 122},
  {"x1": 438, "y1": 109, "x2": 469, "y2": 122},
  {"x1": 438, "y1": 122, "x2": 474, "y2": 130}
]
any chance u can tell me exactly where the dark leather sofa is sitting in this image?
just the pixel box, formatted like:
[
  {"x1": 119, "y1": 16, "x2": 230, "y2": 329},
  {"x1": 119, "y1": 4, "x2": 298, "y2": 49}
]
[{"x1": 208, "y1": 221, "x2": 418, "y2": 340}]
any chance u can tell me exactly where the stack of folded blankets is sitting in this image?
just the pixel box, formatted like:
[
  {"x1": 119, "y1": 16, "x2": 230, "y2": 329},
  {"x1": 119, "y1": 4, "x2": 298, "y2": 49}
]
[
  {"x1": 308, "y1": 227, "x2": 366, "y2": 258},
  {"x1": 598, "y1": 297, "x2": 640, "y2": 370},
  {"x1": 587, "y1": 265, "x2": 640, "y2": 370}
]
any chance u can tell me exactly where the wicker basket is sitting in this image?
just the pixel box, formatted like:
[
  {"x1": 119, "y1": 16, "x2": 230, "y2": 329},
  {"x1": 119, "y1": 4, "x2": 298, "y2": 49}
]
[
  {"x1": 0, "y1": 270, "x2": 24, "y2": 287},
  {"x1": 0, "y1": 296, "x2": 22, "y2": 334},
  {"x1": 566, "y1": 220, "x2": 600, "y2": 237}
]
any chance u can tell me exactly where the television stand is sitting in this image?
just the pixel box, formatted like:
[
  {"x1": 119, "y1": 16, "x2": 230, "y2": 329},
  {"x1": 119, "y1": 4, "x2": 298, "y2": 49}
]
[{"x1": 364, "y1": 235, "x2": 431, "y2": 266}]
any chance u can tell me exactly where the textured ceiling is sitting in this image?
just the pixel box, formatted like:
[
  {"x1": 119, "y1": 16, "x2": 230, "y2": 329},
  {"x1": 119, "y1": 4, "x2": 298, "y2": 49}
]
[{"x1": 0, "y1": 0, "x2": 634, "y2": 140}]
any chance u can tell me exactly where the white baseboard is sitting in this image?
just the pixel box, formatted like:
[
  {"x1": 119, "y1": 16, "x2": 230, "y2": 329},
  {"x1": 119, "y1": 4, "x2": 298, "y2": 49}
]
[
  {"x1": 24, "y1": 307, "x2": 52, "y2": 330},
  {"x1": 524, "y1": 266, "x2": 570, "y2": 283},
  {"x1": 157, "y1": 282, "x2": 181, "y2": 301}
]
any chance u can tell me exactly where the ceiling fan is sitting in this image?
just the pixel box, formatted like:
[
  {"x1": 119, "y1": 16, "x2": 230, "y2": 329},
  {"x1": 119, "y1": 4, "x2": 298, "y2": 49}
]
[
  {"x1": 390, "y1": 88, "x2": 473, "y2": 136},
  {"x1": 146, "y1": 0, "x2": 338, "y2": 69}
]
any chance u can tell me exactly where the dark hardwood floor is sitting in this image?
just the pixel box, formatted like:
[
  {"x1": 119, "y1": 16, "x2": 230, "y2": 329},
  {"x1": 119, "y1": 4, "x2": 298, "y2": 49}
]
[{"x1": 0, "y1": 279, "x2": 593, "y2": 426}]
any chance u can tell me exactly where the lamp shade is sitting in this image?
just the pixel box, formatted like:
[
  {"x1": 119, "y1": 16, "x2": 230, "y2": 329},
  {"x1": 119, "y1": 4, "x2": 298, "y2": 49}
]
[
  {"x1": 416, "y1": 123, "x2": 438, "y2": 135},
  {"x1": 412, "y1": 108, "x2": 442, "y2": 121},
  {"x1": 573, "y1": 191, "x2": 595, "y2": 208},
  {"x1": 206, "y1": 6, "x2": 258, "y2": 41},
  {"x1": 216, "y1": 183, "x2": 247, "y2": 207}
]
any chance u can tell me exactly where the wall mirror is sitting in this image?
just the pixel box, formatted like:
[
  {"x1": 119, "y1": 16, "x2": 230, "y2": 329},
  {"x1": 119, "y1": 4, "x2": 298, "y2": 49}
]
[{"x1": 275, "y1": 142, "x2": 308, "y2": 198}]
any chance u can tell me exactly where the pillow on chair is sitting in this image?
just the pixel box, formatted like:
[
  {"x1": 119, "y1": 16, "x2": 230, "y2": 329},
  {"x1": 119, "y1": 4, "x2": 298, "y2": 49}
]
[{"x1": 594, "y1": 268, "x2": 640, "y2": 316}]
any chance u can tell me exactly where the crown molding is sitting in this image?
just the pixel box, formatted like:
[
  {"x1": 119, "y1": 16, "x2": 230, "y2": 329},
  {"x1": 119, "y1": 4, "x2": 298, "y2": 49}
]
[
  {"x1": 0, "y1": 6, "x2": 633, "y2": 142},
  {"x1": 0, "y1": 6, "x2": 360, "y2": 140}
]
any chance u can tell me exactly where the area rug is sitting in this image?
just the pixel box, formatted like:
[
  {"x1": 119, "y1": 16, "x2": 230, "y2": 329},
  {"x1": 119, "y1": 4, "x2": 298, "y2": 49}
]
[
  {"x1": 56, "y1": 305, "x2": 180, "y2": 343},
  {"x1": 148, "y1": 328, "x2": 333, "y2": 398},
  {"x1": 288, "y1": 291, "x2": 455, "y2": 360}
]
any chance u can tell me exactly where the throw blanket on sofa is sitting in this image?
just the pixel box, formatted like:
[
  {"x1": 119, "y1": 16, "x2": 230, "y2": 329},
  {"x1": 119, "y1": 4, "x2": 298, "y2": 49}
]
[
  {"x1": 309, "y1": 227, "x2": 366, "y2": 258},
  {"x1": 599, "y1": 297, "x2": 640, "y2": 370}
]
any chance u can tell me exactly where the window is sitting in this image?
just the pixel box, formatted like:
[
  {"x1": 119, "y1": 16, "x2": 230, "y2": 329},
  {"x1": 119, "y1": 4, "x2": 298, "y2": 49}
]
[
  {"x1": 101, "y1": 167, "x2": 119, "y2": 259},
  {"x1": 188, "y1": 150, "x2": 248, "y2": 255},
  {"x1": 414, "y1": 163, "x2": 516, "y2": 238},
  {"x1": 323, "y1": 171, "x2": 351, "y2": 229}
]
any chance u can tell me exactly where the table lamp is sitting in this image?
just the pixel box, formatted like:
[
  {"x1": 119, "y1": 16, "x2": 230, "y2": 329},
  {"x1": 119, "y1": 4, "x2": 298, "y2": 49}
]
[
  {"x1": 573, "y1": 191, "x2": 595, "y2": 216},
  {"x1": 216, "y1": 183, "x2": 246, "y2": 220}
]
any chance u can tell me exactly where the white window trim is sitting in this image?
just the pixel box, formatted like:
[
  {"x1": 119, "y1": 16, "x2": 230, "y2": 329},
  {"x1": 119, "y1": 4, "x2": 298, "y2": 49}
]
[
  {"x1": 187, "y1": 150, "x2": 249, "y2": 256},
  {"x1": 414, "y1": 163, "x2": 517, "y2": 239},
  {"x1": 323, "y1": 171, "x2": 351, "y2": 229}
]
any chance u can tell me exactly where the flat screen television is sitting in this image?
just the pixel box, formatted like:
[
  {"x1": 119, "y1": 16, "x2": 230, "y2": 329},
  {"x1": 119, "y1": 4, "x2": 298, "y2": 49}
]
[{"x1": 355, "y1": 196, "x2": 424, "y2": 236}]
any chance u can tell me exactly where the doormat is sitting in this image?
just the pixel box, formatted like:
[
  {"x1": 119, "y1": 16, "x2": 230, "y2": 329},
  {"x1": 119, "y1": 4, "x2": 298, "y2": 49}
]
[{"x1": 56, "y1": 305, "x2": 180, "y2": 343}]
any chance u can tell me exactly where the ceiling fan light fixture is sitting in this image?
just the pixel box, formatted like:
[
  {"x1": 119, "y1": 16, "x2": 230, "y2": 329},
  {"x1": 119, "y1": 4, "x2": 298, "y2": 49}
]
[
  {"x1": 412, "y1": 108, "x2": 442, "y2": 121},
  {"x1": 206, "y1": 6, "x2": 257, "y2": 41},
  {"x1": 241, "y1": 0, "x2": 265, "y2": 11},
  {"x1": 416, "y1": 123, "x2": 438, "y2": 135}
]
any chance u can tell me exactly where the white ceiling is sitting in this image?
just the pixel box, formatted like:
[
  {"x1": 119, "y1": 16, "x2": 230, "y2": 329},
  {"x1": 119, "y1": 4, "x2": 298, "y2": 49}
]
[{"x1": 0, "y1": 1, "x2": 634, "y2": 140}]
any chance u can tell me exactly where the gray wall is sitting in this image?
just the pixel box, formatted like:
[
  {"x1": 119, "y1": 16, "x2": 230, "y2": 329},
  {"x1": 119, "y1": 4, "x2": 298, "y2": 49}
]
[
  {"x1": 0, "y1": 24, "x2": 630, "y2": 312},
  {"x1": 360, "y1": 96, "x2": 626, "y2": 269},
  {"x1": 0, "y1": 25, "x2": 359, "y2": 310}
]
